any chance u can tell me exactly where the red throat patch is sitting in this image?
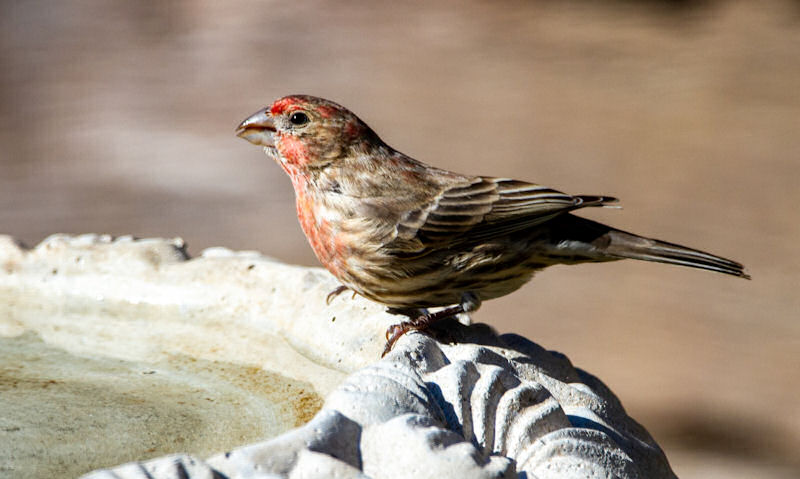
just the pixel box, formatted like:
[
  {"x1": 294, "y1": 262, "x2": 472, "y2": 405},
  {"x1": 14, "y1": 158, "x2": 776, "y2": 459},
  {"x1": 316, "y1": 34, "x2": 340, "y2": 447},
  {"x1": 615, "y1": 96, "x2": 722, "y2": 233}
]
[
  {"x1": 293, "y1": 185, "x2": 345, "y2": 277},
  {"x1": 277, "y1": 134, "x2": 310, "y2": 166}
]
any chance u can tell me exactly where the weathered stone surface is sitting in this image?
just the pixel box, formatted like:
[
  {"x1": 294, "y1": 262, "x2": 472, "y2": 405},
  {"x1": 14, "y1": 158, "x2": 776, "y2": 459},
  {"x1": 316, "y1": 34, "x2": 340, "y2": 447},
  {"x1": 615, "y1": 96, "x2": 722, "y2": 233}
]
[
  {"x1": 0, "y1": 235, "x2": 676, "y2": 478},
  {"x1": 0, "y1": 234, "x2": 387, "y2": 477},
  {"x1": 85, "y1": 328, "x2": 677, "y2": 479}
]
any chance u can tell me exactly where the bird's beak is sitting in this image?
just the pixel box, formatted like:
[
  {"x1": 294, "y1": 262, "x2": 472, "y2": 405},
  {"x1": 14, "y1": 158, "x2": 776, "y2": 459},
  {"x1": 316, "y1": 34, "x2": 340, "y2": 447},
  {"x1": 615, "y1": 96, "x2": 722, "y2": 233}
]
[{"x1": 236, "y1": 108, "x2": 276, "y2": 147}]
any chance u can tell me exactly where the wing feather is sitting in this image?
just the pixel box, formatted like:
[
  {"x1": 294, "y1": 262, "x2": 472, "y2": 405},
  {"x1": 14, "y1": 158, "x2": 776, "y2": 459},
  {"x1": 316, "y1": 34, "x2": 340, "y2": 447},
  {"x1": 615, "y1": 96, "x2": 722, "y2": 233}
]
[{"x1": 391, "y1": 176, "x2": 617, "y2": 251}]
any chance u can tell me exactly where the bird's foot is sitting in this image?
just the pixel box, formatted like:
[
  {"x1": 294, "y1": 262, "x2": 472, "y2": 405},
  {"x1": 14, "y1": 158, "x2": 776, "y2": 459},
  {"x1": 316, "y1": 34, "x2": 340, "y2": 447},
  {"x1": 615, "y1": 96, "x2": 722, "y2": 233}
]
[
  {"x1": 326, "y1": 285, "x2": 351, "y2": 305},
  {"x1": 382, "y1": 304, "x2": 464, "y2": 357}
]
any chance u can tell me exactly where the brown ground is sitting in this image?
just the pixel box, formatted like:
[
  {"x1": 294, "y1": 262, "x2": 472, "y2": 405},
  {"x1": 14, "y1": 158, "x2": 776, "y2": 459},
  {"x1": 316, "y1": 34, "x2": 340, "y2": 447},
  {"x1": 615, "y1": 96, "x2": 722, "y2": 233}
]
[{"x1": 1, "y1": 1, "x2": 798, "y2": 477}]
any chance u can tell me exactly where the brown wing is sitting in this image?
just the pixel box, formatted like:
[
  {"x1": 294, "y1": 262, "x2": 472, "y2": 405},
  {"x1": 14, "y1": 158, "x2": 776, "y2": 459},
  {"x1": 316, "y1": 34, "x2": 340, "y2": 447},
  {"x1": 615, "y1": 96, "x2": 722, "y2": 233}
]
[{"x1": 390, "y1": 176, "x2": 617, "y2": 253}]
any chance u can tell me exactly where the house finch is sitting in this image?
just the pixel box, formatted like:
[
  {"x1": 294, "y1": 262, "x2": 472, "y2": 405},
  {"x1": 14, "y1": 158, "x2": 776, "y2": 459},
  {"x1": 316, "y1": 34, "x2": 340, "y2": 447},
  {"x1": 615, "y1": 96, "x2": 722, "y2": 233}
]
[{"x1": 237, "y1": 95, "x2": 749, "y2": 356}]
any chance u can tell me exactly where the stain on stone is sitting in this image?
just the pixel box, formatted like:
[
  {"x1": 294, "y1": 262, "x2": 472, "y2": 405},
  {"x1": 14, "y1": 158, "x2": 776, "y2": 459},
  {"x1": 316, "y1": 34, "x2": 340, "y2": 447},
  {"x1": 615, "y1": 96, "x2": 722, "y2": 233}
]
[{"x1": 0, "y1": 332, "x2": 324, "y2": 478}]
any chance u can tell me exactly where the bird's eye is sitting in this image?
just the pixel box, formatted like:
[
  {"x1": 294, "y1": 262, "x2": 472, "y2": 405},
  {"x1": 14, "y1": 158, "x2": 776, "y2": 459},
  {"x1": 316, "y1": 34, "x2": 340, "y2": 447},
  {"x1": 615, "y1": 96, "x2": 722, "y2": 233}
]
[{"x1": 289, "y1": 111, "x2": 310, "y2": 126}]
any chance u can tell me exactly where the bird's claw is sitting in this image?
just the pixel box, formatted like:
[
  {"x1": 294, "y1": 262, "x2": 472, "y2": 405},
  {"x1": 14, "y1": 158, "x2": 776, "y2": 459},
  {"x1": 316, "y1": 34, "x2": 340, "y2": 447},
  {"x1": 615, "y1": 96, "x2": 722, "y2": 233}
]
[
  {"x1": 326, "y1": 285, "x2": 350, "y2": 305},
  {"x1": 382, "y1": 323, "x2": 408, "y2": 357},
  {"x1": 381, "y1": 304, "x2": 466, "y2": 357}
]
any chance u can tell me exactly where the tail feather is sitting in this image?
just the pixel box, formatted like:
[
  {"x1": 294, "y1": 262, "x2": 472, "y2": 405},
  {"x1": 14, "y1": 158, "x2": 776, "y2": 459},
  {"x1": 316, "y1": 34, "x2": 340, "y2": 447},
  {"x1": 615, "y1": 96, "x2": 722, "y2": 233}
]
[
  {"x1": 549, "y1": 215, "x2": 750, "y2": 279},
  {"x1": 604, "y1": 231, "x2": 750, "y2": 279}
]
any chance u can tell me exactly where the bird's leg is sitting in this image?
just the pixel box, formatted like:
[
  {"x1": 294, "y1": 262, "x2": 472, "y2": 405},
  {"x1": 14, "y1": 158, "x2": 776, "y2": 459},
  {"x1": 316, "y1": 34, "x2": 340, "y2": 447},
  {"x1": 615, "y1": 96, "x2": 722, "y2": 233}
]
[
  {"x1": 325, "y1": 285, "x2": 350, "y2": 305},
  {"x1": 382, "y1": 292, "x2": 481, "y2": 357},
  {"x1": 459, "y1": 291, "x2": 481, "y2": 316}
]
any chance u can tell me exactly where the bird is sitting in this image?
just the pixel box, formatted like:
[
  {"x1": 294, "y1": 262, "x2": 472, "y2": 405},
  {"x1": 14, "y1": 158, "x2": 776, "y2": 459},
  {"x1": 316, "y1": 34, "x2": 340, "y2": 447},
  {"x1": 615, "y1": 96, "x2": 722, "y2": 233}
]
[{"x1": 236, "y1": 95, "x2": 749, "y2": 356}]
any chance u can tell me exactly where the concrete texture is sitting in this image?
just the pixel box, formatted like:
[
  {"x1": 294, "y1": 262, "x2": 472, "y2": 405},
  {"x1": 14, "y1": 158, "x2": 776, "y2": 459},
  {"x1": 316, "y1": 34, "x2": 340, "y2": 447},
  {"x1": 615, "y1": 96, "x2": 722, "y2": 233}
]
[
  {"x1": 0, "y1": 234, "x2": 370, "y2": 477},
  {"x1": 84, "y1": 322, "x2": 679, "y2": 479},
  {"x1": 2, "y1": 234, "x2": 678, "y2": 478}
]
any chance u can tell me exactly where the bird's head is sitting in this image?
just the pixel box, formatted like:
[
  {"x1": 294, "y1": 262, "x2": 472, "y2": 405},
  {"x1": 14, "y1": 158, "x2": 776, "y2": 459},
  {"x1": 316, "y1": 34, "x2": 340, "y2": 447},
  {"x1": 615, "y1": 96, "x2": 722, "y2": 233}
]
[{"x1": 237, "y1": 95, "x2": 379, "y2": 171}]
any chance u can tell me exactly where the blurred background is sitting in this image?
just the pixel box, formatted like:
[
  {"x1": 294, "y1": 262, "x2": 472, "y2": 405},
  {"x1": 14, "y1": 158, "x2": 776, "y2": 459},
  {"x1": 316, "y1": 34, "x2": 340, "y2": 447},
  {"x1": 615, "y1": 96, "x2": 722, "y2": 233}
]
[{"x1": 1, "y1": 0, "x2": 798, "y2": 477}]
